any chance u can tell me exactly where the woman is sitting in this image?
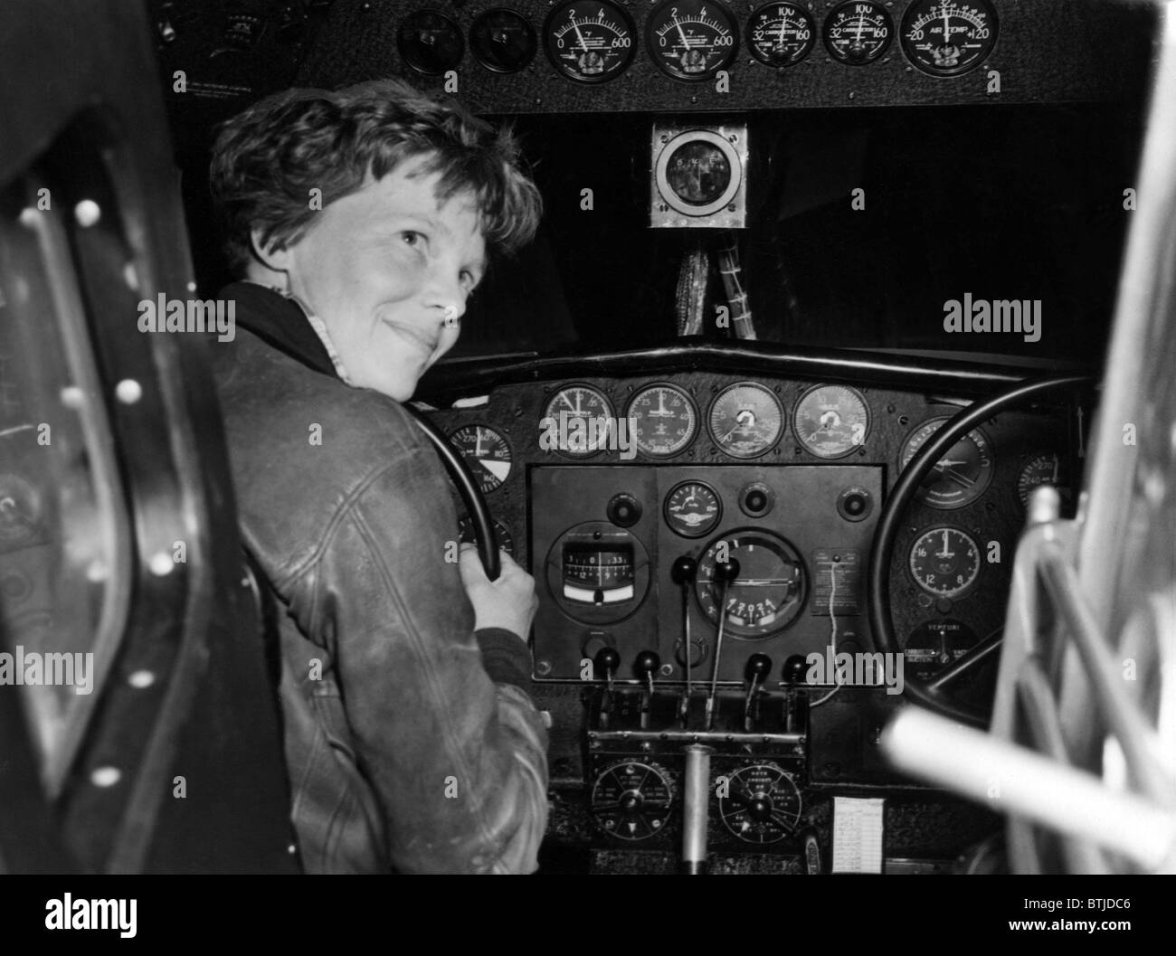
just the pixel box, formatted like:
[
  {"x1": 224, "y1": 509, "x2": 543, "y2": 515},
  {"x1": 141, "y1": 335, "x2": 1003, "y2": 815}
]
[{"x1": 207, "y1": 79, "x2": 548, "y2": 873}]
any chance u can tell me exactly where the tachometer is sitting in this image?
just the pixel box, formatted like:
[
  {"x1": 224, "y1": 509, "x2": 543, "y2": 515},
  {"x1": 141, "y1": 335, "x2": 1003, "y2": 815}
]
[
  {"x1": 696, "y1": 529, "x2": 806, "y2": 637},
  {"x1": 626, "y1": 383, "x2": 697, "y2": 457},
  {"x1": 900, "y1": 417, "x2": 993, "y2": 509},
  {"x1": 470, "y1": 9, "x2": 537, "y2": 74},
  {"x1": 823, "y1": 0, "x2": 893, "y2": 66},
  {"x1": 542, "y1": 385, "x2": 614, "y2": 457},
  {"x1": 448, "y1": 424, "x2": 512, "y2": 493},
  {"x1": 747, "y1": 2, "x2": 817, "y2": 69},
  {"x1": 544, "y1": 1, "x2": 637, "y2": 83},
  {"x1": 901, "y1": 0, "x2": 998, "y2": 78},
  {"x1": 708, "y1": 382, "x2": 784, "y2": 459},
  {"x1": 793, "y1": 384, "x2": 869, "y2": 459},
  {"x1": 664, "y1": 480, "x2": 722, "y2": 539},
  {"x1": 646, "y1": 0, "x2": 739, "y2": 81},
  {"x1": 1017, "y1": 452, "x2": 1071, "y2": 508},
  {"x1": 909, "y1": 526, "x2": 981, "y2": 598}
]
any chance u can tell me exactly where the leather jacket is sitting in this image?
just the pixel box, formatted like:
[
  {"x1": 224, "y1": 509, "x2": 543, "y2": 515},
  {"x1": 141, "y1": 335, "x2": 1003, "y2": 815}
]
[{"x1": 209, "y1": 282, "x2": 549, "y2": 874}]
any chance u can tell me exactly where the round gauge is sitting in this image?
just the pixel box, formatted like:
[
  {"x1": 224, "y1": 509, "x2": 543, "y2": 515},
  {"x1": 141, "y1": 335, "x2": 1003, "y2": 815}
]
[
  {"x1": 625, "y1": 383, "x2": 697, "y2": 457},
  {"x1": 904, "y1": 619, "x2": 979, "y2": 681},
  {"x1": 823, "y1": 0, "x2": 893, "y2": 65},
  {"x1": 793, "y1": 384, "x2": 870, "y2": 459},
  {"x1": 448, "y1": 424, "x2": 512, "y2": 493},
  {"x1": 909, "y1": 526, "x2": 981, "y2": 598},
  {"x1": 901, "y1": 0, "x2": 998, "y2": 77},
  {"x1": 0, "y1": 473, "x2": 42, "y2": 546},
  {"x1": 541, "y1": 385, "x2": 614, "y2": 457},
  {"x1": 470, "y1": 9, "x2": 537, "y2": 74},
  {"x1": 1017, "y1": 452, "x2": 1070, "y2": 508},
  {"x1": 655, "y1": 130, "x2": 741, "y2": 218},
  {"x1": 664, "y1": 480, "x2": 722, "y2": 539},
  {"x1": 646, "y1": 0, "x2": 739, "y2": 81},
  {"x1": 544, "y1": 1, "x2": 637, "y2": 83},
  {"x1": 457, "y1": 516, "x2": 515, "y2": 556},
  {"x1": 718, "y1": 763, "x2": 802, "y2": 844},
  {"x1": 696, "y1": 529, "x2": 806, "y2": 637},
  {"x1": 900, "y1": 417, "x2": 993, "y2": 509},
  {"x1": 397, "y1": 11, "x2": 464, "y2": 75},
  {"x1": 592, "y1": 760, "x2": 675, "y2": 841},
  {"x1": 708, "y1": 383, "x2": 784, "y2": 459},
  {"x1": 746, "y1": 2, "x2": 817, "y2": 68}
]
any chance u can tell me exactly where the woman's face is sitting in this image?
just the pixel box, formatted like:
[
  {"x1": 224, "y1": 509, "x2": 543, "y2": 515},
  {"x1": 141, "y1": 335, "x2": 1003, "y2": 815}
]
[{"x1": 278, "y1": 154, "x2": 485, "y2": 401}]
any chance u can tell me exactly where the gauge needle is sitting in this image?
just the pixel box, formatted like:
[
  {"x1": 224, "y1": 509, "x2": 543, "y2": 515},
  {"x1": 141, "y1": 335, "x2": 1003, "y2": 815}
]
[
  {"x1": 855, "y1": 15, "x2": 865, "y2": 45},
  {"x1": 676, "y1": 21, "x2": 691, "y2": 52},
  {"x1": 474, "y1": 429, "x2": 484, "y2": 458},
  {"x1": 938, "y1": 530, "x2": 954, "y2": 558},
  {"x1": 572, "y1": 22, "x2": 588, "y2": 52}
]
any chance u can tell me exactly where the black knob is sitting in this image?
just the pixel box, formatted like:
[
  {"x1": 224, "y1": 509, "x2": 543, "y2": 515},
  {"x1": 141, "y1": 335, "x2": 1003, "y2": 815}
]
[
  {"x1": 713, "y1": 558, "x2": 741, "y2": 584},
  {"x1": 671, "y1": 555, "x2": 698, "y2": 585},
  {"x1": 595, "y1": 647, "x2": 621, "y2": 679},
  {"x1": 748, "y1": 795, "x2": 773, "y2": 822},
  {"x1": 783, "y1": 654, "x2": 810, "y2": 685},
  {"x1": 745, "y1": 653, "x2": 773, "y2": 682},
  {"x1": 634, "y1": 650, "x2": 661, "y2": 678}
]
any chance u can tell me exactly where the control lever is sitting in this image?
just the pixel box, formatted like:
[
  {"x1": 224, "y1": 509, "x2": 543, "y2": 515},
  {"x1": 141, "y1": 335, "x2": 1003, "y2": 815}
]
[
  {"x1": 782, "y1": 654, "x2": 810, "y2": 734},
  {"x1": 670, "y1": 555, "x2": 698, "y2": 724},
  {"x1": 743, "y1": 653, "x2": 772, "y2": 731},
  {"x1": 633, "y1": 650, "x2": 660, "y2": 729},
  {"x1": 706, "y1": 558, "x2": 740, "y2": 730},
  {"x1": 595, "y1": 647, "x2": 621, "y2": 729},
  {"x1": 681, "y1": 744, "x2": 712, "y2": 875}
]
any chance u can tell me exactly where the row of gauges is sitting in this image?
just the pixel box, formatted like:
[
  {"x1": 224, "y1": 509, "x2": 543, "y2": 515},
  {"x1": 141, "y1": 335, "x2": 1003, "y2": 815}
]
[{"x1": 398, "y1": 1, "x2": 999, "y2": 82}]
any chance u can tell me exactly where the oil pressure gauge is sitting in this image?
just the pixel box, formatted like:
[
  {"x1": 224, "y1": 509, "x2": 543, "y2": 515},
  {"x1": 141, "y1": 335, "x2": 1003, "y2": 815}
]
[
  {"x1": 646, "y1": 0, "x2": 739, "y2": 81},
  {"x1": 544, "y1": 1, "x2": 637, "y2": 83},
  {"x1": 901, "y1": 0, "x2": 998, "y2": 77},
  {"x1": 823, "y1": 0, "x2": 893, "y2": 65},
  {"x1": 747, "y1": 3, "x2": 816, "y2": 68}
]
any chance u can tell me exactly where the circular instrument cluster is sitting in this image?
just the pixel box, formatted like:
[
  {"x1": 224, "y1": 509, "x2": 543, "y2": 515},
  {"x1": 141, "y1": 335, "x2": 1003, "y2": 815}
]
[
  {"x1": 591, "y1": 760, "x2": 675, "y2": 841},
  {"x1": 900, "y1": 417, "x2": 993, "y2": 510},
  {"x1": 717, "y1": 763, "x2": 802, "y2": 843},
  {"x1": 398, "y1": 2, "x2": 998, "y2": 81}
]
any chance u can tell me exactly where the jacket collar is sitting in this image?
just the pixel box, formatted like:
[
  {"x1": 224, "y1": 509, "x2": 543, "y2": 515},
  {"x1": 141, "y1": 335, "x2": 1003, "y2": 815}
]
[{"x1": 220, "y1": 281, "x2": 338, "y2": 379}]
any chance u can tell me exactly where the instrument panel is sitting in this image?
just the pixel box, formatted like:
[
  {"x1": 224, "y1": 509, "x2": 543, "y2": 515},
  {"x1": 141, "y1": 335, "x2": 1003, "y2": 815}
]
[
  {"x1": 428, "y1": 370, "x2": 1081, "y2": 692},
  {"x1": 296, "y1": 0, "x2": 1154, "y2": 113}
]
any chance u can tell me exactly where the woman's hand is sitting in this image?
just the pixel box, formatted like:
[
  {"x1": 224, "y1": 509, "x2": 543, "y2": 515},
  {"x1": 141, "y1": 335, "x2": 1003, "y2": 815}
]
[{"x1": 458, "y1": 543, "x2": 539, "y2": 640}]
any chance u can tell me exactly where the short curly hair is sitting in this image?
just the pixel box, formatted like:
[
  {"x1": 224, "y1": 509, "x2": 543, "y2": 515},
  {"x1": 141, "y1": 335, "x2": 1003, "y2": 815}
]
[{"x1": 209, "y1": 78, "x2": 542, "y2": 276}]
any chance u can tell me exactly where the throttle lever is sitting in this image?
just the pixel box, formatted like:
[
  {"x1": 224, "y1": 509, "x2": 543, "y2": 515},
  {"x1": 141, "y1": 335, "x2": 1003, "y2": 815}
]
[{"x1": 706, "y1": 558, "x2": 740, "y2": 730}]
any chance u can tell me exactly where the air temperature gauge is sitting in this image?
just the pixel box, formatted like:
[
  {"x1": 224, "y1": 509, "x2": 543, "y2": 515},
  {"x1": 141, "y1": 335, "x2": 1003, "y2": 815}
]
[{"x1": 901, "y1": 0, "x2": 998, "y2": 77}]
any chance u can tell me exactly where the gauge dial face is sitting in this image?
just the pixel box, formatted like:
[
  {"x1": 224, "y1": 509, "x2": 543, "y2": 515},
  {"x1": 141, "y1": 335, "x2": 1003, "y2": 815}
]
[
  {"x1": 900, "y1": 417, "x2": 993, "y2": 509},
  {"x1": 904, "y1": 619, "x2": 978, "y2": 681},
  {"x1": 718, "y1": 763, "x2": 802, "y2": 844},
  {"x1": 793, "y1": 384, "x2": 869, "y2": 459},
  {"x1": 909, "y1": 526, "x2": 981, "y2": 598},
  {"x1": 664, "y1": 480, "x2": 722, "y2": 539},
  {"x1": 708, "y1": 383, "x2": 784, "y2": 459},
  {"x1": 544, "y1": 1, "x2": 637, "y2": 83},
  {"x1": 646, "y1": 0, "x2": 739, "y2": 81},
  {"x1": 1017, "y1": 452, "x2": 1070, "y2": 508},
  {"x1": 696, "y1": 530, "x2": 806, "y2": 637},
  {"x1": 901, "y1": 0, "x2": 998, "y2": 77},
  {"x1": 457, "y1": 516, "x2": 516, "y2": 556},
  {"x1": 626, "y1": 384, "x2": 697, "y2": 457},
  {"x1": 0, "y1": 473, "x2": 42, "y2": 546},
  {"x1": 470, "y1": 9, "x2": 537, "y2": 73},
  {"x1": 823, "y1": 0, "x2": 893, "y2": 65},
  {"x1": 448, "y1": 424, "x2": 512, "y2": 493},
  {"x1": 747, "y1": 2, "x2": 817, "y2": 68},
  {"x1": 397, "y1": 11, "x2": 464, "y2": 75},
  {"x1": 542, "y1": 385, "x2": 614, "y2": 456},
  {"x1": 592, "y1": 761, "x2": 675, "y2": 841}
]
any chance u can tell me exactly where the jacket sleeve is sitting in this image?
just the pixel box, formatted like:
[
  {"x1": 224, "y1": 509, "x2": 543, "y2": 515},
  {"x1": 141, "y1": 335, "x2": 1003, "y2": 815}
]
[{"x1": 288, "y1": 441, "x2": 549, "y2": 874}]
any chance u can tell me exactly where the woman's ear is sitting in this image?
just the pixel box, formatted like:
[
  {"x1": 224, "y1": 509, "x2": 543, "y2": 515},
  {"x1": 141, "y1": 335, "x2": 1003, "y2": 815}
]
[{"x1": 249, "y1": 228, "x2": 294, "y2": 275}]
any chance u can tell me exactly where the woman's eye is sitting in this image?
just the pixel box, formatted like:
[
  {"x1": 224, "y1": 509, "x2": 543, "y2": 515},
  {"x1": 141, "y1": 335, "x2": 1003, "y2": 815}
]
[{"x1": 401, "y1": 231, "x2": 424, "y2": 248}]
